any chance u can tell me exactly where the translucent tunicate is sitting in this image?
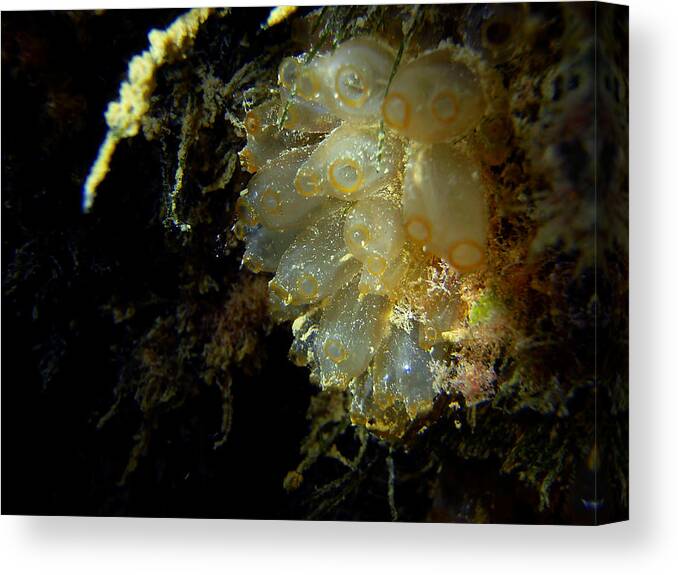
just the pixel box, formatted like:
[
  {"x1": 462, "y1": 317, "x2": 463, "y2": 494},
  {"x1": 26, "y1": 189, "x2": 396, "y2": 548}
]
[
  {"x1": 278, "y1": 85, "x2": 341, "y2": 134},
  {"x1": 238, "y1": 100, "x2": 322, "y2": 173},
  {"x1": 373, "y1": 326, "x2": 438, "y2": 417},
  {"x1": 243, "y1": 145, "x2": 327, "y2": 230},
  {"x1": 343, "y1": 198, "x2": 405, "y2": 275},
  {"x1": 235, "y1": 30, "x2": 496, "y2": 435},
  {"x1": 382, "y1": 49, "x2": 486, "y2": 143},
  {"x1": 241, "y1": 224, "x2": 299, "y2": 274},
  {"x1": 357, "y1": 248, "x2": 409, "y2": 297},
  {"x1": 294, "y1": 124, "x2": 402, "y2": 201},
  {"x1": 403, "y1": 143, "x2": 488, "y2": 272},
  {"x1": 284, "y1": 37, "x2": 396, "y2": 123},
  {"x1": 314, "y1": 277, "x2": 389, "y2": 386},
  {"x1": 270, "y1": 204, "x2": 361, "y2": 306}
]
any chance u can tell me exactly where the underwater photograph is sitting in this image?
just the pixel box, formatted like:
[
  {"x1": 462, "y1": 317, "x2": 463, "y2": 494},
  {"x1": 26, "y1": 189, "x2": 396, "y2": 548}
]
[{"x1": 2, "y1": 2, "x2": 628, "y2": 524}]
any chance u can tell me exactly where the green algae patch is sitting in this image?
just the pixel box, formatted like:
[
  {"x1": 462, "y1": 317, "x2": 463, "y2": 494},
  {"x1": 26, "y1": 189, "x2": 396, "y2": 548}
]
[{"x1": 468, "y1": 290, "x2": 503, "y2": 326}]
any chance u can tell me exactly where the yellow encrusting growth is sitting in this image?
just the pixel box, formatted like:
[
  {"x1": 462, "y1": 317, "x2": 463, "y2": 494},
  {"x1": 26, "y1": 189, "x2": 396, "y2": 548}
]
[
  {"x1": 82, "y1": 8, "x2": 212, "y2": 211},
  {"x1": 263, "y1": 6, "x2": 299, "y2": 30}
]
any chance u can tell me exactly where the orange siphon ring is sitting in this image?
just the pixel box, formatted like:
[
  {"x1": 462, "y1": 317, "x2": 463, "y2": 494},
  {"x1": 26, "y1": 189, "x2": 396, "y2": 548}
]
[
  {"x1": 345, "y1": 223, "x2": 371, "y2": 253},
  {"x1": 242, "y1": 253, "x2": 264, "y2": 274},
  {"x1": 294, "y1": 169, "x2": 321, "y2": 197},
  {"x1": 365, "y1": 254, "x2": 387, "y2": 277},
  {"x1": 430, "y1": 90, "x2": 459, "y2": 125},
  {"x1": 323, "y1": 337, "x2": 348, "y2": 365},
  {"x1": 278, "y1": 58, "x2": 299, "y2": 89},
  {"x1": 335, "y1": 64, "x2": 370, "y2": 108},
  {"x1": 261, "y1": 188, "x2": 282, "y2": 215},
  {"x1": 418, "y1": 324, "x2": 438, "y2": 349},
  {"x1": 283, "y1": 105, "x2": 298, "y2": 130},
  {"x1": 447, "y1": 239, "x2": 485, "y2": 272},
  {"x1": 296, "y1": 273, "x2": 319, "y2": 300},
  {"x1": 404, "y1": 215, "x2": 432, "y2": 243},
  {"x1": 296, "y1": 69, "x2": 320, "y2": 100},
  {"x1": 328, "y1": 158, "x2": 363, "y2": 195}
]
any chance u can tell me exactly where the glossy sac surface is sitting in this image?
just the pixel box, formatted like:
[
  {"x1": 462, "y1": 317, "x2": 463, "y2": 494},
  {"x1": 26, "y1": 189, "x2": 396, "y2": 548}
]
[
  {"x1": 294, "y1": 124, "x2": 401, "y2": 201},
  {"x1": 382, "y1": 49, "x2": 486, "y2": 143},
  {"x1": 403, "y1": 143, "x2": 488, "y2": 272},
  {"x1": 236, "y1": 34, "x2": 499, "y2": 435}
]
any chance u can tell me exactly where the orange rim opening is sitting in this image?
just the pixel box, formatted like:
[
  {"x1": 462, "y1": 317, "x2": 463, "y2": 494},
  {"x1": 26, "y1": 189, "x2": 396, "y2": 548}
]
[
  {"x1": 345, "y1": 223, "x2": 371, "y2": 253},
  {"x1": 447, "y1": 239, "x2": 485, "y2": 272},
  {"x1": 242, "y1": 253, "x2": 264, "y2": 274},
  {"x1": 261, "y1": 188, "x2": 282, "y2": 215},
  {"x1": 296, "y1": 273, "x2": 319, "y2": 300},
  {"x1": 294, "y1": 169, "x2": 320, "y2": 197},
  {"x1": 418, "y1": 324, "x2": 438, "y2": 349},
  {"x1": 430, "y1": 90, "x2": 459, "y2": 125},
  {"x1": 323, "y1": 338, "x2": 348, "y2": 364},
  {"x1": 404, "y1": 215, "x2": 431, "y2": 243},
  {"x1": 296, "y1": 70, "x2": 319, "y2": 100},
  {"x1": 328, "y1": 158, "x2": 363, "y2": 195},
  {"x1": 282, "y1": 105, "x2": 298, "y2": 130},
  {"x1": 278, "y1": 58, "x2": 298, "y2": 89},
  {"x1": 335, "y1": 64, "x2": 370, "y2": 108},
  {"x1": 365, "y1": 254, "x2": 387, "y2": 277}
]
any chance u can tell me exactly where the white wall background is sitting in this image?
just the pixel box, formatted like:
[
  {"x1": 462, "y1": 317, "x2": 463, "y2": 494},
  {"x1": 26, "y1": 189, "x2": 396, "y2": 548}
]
[{"x1": 1, "y1": 1, "x2": 676, "y2": 573}]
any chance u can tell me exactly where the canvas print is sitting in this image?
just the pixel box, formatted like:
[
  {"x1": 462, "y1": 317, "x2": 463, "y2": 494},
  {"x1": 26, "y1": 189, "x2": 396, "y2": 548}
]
[{"x1": 2, "y1": 3, "x2": 628, "y2": 524}]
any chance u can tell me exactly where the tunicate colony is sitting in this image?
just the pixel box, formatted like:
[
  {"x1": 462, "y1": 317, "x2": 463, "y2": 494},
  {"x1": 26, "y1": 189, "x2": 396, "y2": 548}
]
[{"x1": 235, "y1": 34, "x2": 506, "y2": 434}]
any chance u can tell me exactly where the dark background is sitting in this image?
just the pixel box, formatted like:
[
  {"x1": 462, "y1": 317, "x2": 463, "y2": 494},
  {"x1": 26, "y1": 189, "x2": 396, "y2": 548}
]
[{"x1": 1, "y1": 8, "x2": 315, "y2": 519}]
